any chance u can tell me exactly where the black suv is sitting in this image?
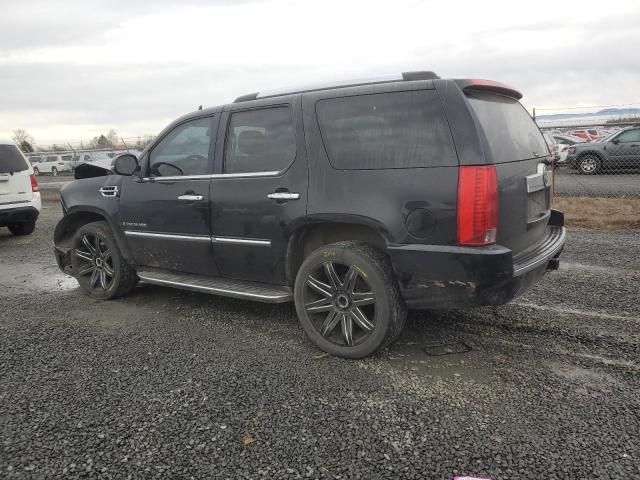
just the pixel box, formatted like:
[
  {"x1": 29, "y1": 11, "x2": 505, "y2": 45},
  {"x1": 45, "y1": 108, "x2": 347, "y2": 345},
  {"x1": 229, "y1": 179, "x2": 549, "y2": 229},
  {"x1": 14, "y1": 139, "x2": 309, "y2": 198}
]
[{"x1": 54, "y1": 71, "x2": 565, "y2": 358}]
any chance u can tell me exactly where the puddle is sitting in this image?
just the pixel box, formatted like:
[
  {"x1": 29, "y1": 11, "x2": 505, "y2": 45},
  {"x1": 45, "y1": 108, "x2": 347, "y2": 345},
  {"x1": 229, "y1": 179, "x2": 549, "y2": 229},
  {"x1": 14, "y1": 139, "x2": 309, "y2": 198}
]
[{"x1": 0, "y1": 262, "x2": 78, "y2": 296}]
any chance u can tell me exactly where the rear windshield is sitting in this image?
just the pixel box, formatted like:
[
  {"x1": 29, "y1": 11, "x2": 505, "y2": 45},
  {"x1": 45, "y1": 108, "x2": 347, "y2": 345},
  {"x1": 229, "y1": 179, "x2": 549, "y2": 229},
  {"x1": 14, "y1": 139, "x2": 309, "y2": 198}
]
[
  {"x1": 0, "y1": 145, "x2": 29, "y2": 173},
  {"x1": 467, "y1": 92, "x2": 548, "y2": 163}
]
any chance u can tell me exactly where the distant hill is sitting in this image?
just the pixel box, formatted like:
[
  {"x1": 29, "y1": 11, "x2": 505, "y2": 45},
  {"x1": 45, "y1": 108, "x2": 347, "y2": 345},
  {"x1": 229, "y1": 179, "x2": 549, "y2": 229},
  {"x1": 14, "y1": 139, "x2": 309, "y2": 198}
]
[{"x1": 536, "y1": 107, "x2": 640, "y2": 124}]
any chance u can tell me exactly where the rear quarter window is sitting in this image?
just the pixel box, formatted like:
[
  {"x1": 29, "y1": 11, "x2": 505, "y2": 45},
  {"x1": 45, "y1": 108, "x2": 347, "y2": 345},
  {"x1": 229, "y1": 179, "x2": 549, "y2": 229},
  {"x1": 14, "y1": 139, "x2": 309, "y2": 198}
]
[
  {"x1": 0, "y1": 145, "x2": 29, "y2": 173},
  {"x1": 316, "y1": 90, "x2": 457, "y2": 170},
  {"x1": 466, "y1": 92, "x2": 548, "y2": 163}
]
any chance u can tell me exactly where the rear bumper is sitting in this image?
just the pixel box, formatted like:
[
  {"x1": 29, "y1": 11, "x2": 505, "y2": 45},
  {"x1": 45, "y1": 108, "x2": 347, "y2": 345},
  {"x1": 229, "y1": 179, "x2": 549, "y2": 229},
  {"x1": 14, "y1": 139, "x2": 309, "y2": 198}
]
[
  {"x1": 388, "y1": 210, "x2": 566, "y2": 309},
  {"x1": 0, "y1": 205, "x2": 39, "y2": 227}
]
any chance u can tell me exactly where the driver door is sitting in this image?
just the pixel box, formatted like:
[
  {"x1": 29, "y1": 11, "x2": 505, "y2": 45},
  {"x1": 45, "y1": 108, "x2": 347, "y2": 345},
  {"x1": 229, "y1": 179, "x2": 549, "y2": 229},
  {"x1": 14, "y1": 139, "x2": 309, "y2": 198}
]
[{"x1": 119, "y1": 114, "x2": 220, "y2": 276}]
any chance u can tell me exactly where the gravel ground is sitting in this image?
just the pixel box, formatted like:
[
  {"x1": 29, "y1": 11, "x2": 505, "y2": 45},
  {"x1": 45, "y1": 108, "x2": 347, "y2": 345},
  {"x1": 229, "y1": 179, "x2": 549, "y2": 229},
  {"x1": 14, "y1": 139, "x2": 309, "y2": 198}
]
[{"x1": 1, "y1": 205, "x2": 639, "y2": 479}]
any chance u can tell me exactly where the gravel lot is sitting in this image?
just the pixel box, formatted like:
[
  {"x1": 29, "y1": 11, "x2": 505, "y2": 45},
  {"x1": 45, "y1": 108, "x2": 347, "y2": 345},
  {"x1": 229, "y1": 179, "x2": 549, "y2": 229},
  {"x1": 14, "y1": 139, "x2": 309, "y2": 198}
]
[{"x1": 1, "y1": 205, "x2": 639, "y2": 479}]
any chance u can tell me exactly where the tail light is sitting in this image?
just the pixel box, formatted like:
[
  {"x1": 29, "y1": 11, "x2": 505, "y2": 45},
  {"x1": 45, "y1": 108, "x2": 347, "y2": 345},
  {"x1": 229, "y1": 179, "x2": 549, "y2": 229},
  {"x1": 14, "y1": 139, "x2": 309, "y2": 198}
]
[
  {"x1": 30, "y1": 174, "x2": 40, "y2": 192},
  {"x1": 457, "y1": 166, "x2": 498, "y2": 246}
]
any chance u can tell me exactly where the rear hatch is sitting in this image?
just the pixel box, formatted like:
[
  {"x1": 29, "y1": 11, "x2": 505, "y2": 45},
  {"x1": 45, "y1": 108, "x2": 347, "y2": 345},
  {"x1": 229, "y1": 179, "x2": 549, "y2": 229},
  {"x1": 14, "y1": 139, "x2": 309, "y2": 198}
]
[
  {"x1": 464, "y1": 89, "x2": 552, "y2": 256},
  {"x1": 0, "y1": 144, "x2": 32, "y2": 207}
]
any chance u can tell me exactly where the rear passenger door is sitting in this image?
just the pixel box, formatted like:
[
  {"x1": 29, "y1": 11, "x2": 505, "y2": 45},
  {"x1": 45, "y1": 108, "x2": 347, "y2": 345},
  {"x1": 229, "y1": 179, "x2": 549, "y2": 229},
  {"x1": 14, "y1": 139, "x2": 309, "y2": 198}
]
[{"x1": 210, "y1": 95, "x2": 307, "y2": 285}]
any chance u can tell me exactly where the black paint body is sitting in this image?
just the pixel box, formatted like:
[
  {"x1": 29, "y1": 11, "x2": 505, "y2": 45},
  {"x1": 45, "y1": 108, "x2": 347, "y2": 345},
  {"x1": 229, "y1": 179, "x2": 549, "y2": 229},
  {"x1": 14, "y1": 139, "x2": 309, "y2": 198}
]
[{"x1": 54, "y1": 77, "x2": 565, "y2": 308}]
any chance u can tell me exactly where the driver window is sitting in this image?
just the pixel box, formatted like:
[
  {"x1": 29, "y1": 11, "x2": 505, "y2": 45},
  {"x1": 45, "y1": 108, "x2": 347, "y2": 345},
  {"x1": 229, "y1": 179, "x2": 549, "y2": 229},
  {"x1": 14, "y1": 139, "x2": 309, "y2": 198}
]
[
  {"x1": 149, "y1": 117, "x2": 213, "y2": 177},
  {"x1": 616, "y1": 129, "x2": 640, "y2": 143}
]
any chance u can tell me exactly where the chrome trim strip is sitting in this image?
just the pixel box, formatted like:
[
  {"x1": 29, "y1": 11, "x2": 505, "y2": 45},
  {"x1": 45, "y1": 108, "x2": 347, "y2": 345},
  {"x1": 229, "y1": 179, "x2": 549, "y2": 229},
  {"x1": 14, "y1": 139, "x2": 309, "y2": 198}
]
[
  {"x1": 141, "y1": 171, "x2": 280, "y2": 182},
  {"x1": 137, "y1": 274, "x2": 290, "y2": 301},
  {"x1": 212, "y1": 236, "x2": 271, "y2": 246},
  {"x1": 267, "y1": 192, "x2": 300, "y2": 200},
  {"x1": 99, "y1": 185, "x2": 119, "y2": 197},
  {"x1": 124, "y1": 231, "x2": 211, "y2": 242}
]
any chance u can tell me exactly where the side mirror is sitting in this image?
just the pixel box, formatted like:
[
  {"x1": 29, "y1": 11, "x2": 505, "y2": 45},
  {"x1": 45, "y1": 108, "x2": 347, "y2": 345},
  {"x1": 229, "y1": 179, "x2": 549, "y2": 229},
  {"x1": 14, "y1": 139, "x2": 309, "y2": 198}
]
[{"x1": 113, "y1": 154, "x2": 139, "y2": 176}]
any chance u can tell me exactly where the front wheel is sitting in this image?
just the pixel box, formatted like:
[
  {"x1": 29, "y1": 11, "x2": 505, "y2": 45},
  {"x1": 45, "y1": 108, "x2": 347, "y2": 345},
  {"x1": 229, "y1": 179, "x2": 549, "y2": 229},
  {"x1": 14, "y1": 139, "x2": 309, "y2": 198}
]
[
  {"x1": 578, "y1": 155, "x2": 601, "y2": 174},
  {"x1": 294, "y1": 242, "x2": 406, "y2": 359},
  {"x1": 70, "y1": 221, "x2": 138, "y2": 300}
]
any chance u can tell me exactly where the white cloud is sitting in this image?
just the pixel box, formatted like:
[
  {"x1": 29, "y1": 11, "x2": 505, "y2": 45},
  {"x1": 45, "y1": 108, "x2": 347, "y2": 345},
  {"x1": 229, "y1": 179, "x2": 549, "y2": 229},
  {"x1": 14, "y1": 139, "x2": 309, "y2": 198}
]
[{"x1": 1, "y1": 0, "x2": 639, "y2": 144}]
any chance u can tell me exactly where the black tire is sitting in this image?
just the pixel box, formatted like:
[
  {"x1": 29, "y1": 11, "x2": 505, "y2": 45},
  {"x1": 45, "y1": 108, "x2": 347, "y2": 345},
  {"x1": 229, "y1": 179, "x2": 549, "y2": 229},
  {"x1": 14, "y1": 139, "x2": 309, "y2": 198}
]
[
  {"x1": 51, "y1": 167, "x2": 58, "y2": 176},
  {"x1": 33, "y1": 167, "x2": 39, "y2": 176},
  {"x1": 294, "y1": 241, "x2": 406, "y2": 359},
  {"x1": 578, "y1": 155, "x2": 601, "y2": 175},
  {"x1": 70, "y1": 221, "x2": 138, "y2": 300},
  {"x1": 8, "y1": 219, "x2": 36, "y2": 236}
]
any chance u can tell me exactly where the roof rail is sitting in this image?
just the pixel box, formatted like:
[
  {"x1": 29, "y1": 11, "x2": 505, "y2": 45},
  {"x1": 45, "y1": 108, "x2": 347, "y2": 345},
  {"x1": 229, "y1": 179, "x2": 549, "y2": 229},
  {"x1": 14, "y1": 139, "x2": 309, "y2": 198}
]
[{"x1": 233, "y1": 70, "x2": 440, "y2": 103}]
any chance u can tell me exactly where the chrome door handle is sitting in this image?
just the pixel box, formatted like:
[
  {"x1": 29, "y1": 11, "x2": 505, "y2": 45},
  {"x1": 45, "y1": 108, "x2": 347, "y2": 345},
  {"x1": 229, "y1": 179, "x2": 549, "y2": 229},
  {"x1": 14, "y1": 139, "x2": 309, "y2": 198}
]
[
  {"x1": 267, "y1": 192, "x2": 300, "y2": 200},
  {"x1": 177, "y1": 194, "x2": 204, "y2": 201}
]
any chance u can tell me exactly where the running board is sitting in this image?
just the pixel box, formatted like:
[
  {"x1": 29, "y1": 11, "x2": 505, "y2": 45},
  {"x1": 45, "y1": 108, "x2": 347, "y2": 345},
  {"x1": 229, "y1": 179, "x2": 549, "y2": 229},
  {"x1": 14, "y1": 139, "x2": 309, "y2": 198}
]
[{"x1": 136, "y1": 268, "x2": 293, "y2": 303}]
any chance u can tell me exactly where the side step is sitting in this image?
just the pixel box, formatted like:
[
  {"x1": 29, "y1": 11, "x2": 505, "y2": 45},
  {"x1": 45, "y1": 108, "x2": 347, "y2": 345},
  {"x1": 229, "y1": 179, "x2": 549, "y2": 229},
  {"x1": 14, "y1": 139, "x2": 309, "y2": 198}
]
[{"x1": 136, "y1": 268, "x2": 293, "y2": 303}]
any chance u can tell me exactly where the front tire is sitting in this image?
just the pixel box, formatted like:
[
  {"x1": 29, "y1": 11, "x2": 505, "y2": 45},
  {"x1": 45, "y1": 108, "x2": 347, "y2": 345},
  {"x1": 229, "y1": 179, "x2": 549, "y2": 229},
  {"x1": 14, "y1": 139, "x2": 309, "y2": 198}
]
[
  {"x1": 578, "y1": 155, "x2": 601, "y2": 174},
  {"x1": 8, "y1": 219, "x2": 36, "y2": 236},
  {"x1": 70, "y1": 221, "x2": 138, "y2": 300},
  {"x1": 294, "y1": 241, "x2": 406, "y2": 359}
]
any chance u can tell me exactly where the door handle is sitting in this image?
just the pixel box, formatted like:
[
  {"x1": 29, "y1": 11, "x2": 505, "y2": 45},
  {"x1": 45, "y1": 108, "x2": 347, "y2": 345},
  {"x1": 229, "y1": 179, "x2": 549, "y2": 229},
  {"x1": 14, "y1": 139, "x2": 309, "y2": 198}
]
[
  {"x1": 267, "y1": 192, "x2": 300, "y2": 200},
  {"x1": 177, "y1": 194, "x2": 204, "y2": 202}
]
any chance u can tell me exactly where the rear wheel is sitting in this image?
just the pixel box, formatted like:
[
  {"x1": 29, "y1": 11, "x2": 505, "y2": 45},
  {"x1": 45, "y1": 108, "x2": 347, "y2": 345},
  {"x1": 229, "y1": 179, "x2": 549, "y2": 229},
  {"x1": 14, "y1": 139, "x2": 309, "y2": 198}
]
[
  {"x1": 8, "y1": 219, "x2": 36, "y2": 236},
  {"x1": 70, "y1": 221, "x2": 138, "y2": 300},
  {"x1": 51, "y1": 167, "x2": 58, "y2": 176},
  {"x1": 294, "y1": 241, "x2": 406, "y2": 358},
  {"x1": 578, "y1": 155, "x2": 601, "y2": 174}
]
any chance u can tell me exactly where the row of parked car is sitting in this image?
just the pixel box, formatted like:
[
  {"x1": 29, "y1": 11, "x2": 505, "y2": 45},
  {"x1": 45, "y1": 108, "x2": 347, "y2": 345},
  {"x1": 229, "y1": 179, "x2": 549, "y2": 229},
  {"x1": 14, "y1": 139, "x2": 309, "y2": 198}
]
[
  {"x1": 26, "y1": 151, "x2": 141, "y2": 176},
  {"x1": 542, "y1": 126, "x2": 640, "y2": 174}
]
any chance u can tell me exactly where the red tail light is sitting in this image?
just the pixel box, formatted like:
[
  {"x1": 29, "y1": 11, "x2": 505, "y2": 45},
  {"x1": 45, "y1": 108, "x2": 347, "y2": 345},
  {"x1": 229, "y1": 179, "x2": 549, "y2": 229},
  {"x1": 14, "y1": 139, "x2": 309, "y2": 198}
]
[
  {"x1": 457, "y1": 166, "x2": 498, "y2": 246},
  {"x1": 30, "y1": 174, "x2": 40, "y2": 192}
]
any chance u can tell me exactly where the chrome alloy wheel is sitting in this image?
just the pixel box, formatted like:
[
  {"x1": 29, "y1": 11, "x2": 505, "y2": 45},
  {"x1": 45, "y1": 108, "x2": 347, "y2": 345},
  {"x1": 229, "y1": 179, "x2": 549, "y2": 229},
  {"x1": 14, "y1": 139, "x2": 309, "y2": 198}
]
[
  {"x1": 580, "y1": 157, "x2": 597, "y2": 173},
  {"x1": 303, "y1": 261, "x2": 376, "y2": 347},
  {"x1": 73, "y1": 233, "x2": 115, "y2": 291}
]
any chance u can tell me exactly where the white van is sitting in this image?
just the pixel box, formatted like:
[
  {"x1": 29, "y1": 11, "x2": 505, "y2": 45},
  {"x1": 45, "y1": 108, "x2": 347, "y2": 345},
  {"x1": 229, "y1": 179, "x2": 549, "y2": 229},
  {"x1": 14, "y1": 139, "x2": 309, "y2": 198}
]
[
  {"x1": 0, "y1": 140, "x2": 41, "y2": 235},
  {"x1": 30, "y1": 154, "x2": 72, "y2": 176}
]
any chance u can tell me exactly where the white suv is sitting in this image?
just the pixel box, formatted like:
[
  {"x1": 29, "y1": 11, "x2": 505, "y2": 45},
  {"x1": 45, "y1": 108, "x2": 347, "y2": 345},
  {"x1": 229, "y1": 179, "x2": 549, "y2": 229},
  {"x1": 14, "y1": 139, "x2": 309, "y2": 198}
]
[
  {"x1": 29, "y1": 154, "x2": 72, "y2": 176},
  {"x1": 0, "y1": 140, "x2": 41, "y2": 235}
]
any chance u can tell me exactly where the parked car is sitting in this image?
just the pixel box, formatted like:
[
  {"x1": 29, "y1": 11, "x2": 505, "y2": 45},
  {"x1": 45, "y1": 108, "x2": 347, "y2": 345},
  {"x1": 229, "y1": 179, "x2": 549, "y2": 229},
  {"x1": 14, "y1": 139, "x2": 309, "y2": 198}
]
[
  {"x1": 567, "y1": 128, "x2": 602, "y2": 142},
  {"x1": 65, "y1": 153, "x2": 94, "y2": 171},
  {"x1": 550, "y1": 134, "x2": 587, "y2": 164},
  {"x1": 543, "y1": 132, "x2": 560, "y2": 161},
  {"x1": 54, "y1": 71, "x2": 565, "y2": 358},
  {"x1": 566, "y1": 126, "x2": 640, "y2": 174},
  {"x1": 0, "y1": 140, "x2": 41, "y2": 235},
  {"x1": 30, "y1": 154, "x2": 72, "y2": 176}
]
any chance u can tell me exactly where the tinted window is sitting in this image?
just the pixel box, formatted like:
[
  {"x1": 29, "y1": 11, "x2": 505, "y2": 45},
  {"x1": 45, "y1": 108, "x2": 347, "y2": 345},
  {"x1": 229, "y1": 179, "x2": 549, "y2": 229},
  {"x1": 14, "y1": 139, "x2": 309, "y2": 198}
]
[
  {"x1": 616, "y1": 129, "x2": 640, "y2": 143},
  {"x1": 0, "y1": 145, "x2": 28, "y2": 173},
  {"x1": 61, "y1": 155, "x2": 72, "y2": 161},
  {"x1": 225, "y1": 107, "x2": 295, "y2": 174},
  {"x1": 316, "y1": 90, "x2": 456, "y2": 170},
  {"x1": 149, "y1": 117, "x2": 213, "y2": 177},
  {"x1": 467, "y1": 92, "x2": 549, "y2": 163},
  {"x1": 45, "y1": 156, "x2": 58, "y2": 162}
]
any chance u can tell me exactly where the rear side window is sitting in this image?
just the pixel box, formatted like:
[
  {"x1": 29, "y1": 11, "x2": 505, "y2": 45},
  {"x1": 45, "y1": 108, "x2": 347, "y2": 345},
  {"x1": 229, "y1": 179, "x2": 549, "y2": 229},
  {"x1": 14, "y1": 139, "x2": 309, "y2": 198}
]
[
  {"x1": 0, "y1": 145, "x2": 28, "y2": 173},
  {"x1": 467, "y1": 92, "x2": 548, "y2": 163},
  {"x1": 316, "y1": 90, "x2": 456, "y2": 170},
  {"x1": 224, "y1": 107, "x2": 296, "y2": 174}
]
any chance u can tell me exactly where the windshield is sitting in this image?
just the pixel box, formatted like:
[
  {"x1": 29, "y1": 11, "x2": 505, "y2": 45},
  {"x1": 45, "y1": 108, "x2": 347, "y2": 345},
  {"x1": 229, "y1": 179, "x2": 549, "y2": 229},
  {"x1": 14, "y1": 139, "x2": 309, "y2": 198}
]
[
  {"x1": 0, "y1": 144, "x2": 29, "y2": 173},
  {"x1": 467, "y1": 92, "x2": 549, "y2": 163}
]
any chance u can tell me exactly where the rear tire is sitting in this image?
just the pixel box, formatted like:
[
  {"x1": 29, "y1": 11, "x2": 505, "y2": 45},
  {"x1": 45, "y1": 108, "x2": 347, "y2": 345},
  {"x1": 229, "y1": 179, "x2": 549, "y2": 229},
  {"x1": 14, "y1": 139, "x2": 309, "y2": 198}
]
[
  {"x1": 70, "y1": 221, "x2": 138, "y2": 300},
  {"x1": 294, "y1": 241, "x2": 406, "y2": 359},
  {"x1": 578, "y1": 155, "x2": 601, "y2": 174},
  {"x1": 8, "y1": 219, "x2": 36, "y2": 236}
]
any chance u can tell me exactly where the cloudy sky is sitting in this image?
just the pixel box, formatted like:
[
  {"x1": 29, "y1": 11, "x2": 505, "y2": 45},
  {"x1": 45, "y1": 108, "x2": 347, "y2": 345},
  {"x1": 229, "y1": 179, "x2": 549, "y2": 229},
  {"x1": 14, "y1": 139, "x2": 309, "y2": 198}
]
[{"x1": 1, "y1": 0, "x2": 639, "y2": 145}]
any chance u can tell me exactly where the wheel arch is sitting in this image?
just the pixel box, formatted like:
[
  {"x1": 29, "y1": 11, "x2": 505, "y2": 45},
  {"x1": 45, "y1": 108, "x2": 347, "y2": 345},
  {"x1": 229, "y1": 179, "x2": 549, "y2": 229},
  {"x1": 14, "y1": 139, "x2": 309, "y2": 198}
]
[
  {"x1": 576, "y1": 150, "x2": 606, "y2": 162},
  {"x1": 285, "y1": 217, "x2": 390, "y2": 286}
]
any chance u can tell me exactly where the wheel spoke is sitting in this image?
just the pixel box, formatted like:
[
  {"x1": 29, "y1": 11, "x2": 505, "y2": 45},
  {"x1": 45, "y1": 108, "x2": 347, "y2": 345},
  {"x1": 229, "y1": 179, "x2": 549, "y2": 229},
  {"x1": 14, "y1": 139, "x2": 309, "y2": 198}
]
[
  {"x1": 90, "y1": 269, "x2": 100, "y2": 288},
  {"x1": 321, "y1": 310, "x2": 340, "y2": 337},
  {"x1": 352, "y1": 291, "x2": 375, "y2": 307},
  {"x1": 343, "y1": 266, "x2": 358, "y2": 294},
  {"x1": 323, "y1": 262, "x2": 342, "y2": 289},
  {"x1": 77, "y1": 265, "x2": 95, "y2": 276},
  {"x1": 103, "y1": 262, "x2": 114, "y2": 277},
  {"x1": 74, "y1": 249, "x2": 93, "y2": 263},
  {"x1": 305, "y1": 297, "x2": 333, "y2": 313},
  {"x1": 306, "y1": 275, "x2": 333, "y2": 297},
  {"x1": 350, "y1": 307, "x2": 374, "y2": 331},
  {"x1": 341, "y1": 314, "x2": 354, "y2": 346},
  {"x1": 82, "y1": 235, "x2": 97, "y2": 255},
  {"x1": 99, "y1": 270, "x2": 108, "y2": 290}
]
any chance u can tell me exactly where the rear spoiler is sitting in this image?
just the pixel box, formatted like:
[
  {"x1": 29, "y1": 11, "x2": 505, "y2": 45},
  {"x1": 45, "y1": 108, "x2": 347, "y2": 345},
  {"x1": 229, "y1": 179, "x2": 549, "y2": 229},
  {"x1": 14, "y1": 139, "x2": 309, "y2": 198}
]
[{"x1": 455, "y1": 79, "x2": 523, "y2": 100}]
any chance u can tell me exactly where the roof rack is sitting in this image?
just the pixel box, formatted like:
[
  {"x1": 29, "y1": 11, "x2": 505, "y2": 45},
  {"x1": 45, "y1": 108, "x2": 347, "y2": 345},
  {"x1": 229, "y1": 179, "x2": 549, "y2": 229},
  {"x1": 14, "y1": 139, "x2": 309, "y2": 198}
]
[{"x1": 233, "y1": 71, "x2": 439, "y2": 103}]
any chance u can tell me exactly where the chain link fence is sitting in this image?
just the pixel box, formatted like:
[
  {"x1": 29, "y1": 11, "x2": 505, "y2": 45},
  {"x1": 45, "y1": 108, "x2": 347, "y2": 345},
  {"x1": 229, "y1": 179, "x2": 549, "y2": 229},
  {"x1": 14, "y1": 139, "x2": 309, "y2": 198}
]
[{"x1": 539, "y1": 123, "x2": 640, "y2": 199}]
